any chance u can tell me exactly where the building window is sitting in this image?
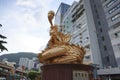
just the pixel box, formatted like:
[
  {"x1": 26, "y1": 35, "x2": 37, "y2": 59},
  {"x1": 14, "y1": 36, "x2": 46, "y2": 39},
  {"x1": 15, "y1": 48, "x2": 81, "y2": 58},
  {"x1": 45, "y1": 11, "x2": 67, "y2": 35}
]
[
  {"x1": 106, "y1": 0, "x2": 117, "y2": 8},
  {"x1": 76, "y1": 24, "x2": 81, "y2": 28},
  {"x1": 104, "y1": 45, "x2": 107, "y2": 51},
  {"x1": 115, "y1": 33, "x2": 118, "y2": 37},
  {"x1": 111, "y1": 13, "x2": 120, "y2": 21},
  {"x1": 118, "y1": 44, "x2": 120, "y2": 50},
  {"x1": 95, "y1": 9, "x2": 98, "y2": 14},
  {"x1": 80, "y1": 41, "x2": 82, "y2": 43},
  {"x1": 86, "y1": 37, "x2": 89, "y2": 39},
  {"x1": 108, "y1": 3, "x2": 120, "y2": 14},
  {"x1": 85, "y1": 55, "x2": 91, "y2": 59},
  {"x1": 105, "y1": 0, "x2": 108, "y2": 2},
  {"x1": 98, "y1": 21, "x2": 101, "y2": 25},
  {"x1": 96, "y1": 14, "x2": 99, "y2": 19},
  {"x1": 85, "y1": 45, "x2": 90, "y2": 49},
  {"x1": 100, "y1": 28, "x2": 102, "y2": 32},
  {"x1": 80, "y1": 36, "x2": 82, "y2": 39},
  {"x1": 94, "y1": 4, "x2": 96, "y2": 8},
  {"x1": 101, "y1": 36, "x2": 105, "y2": 41},
  {"x1": 114, "y1": 32, "x2": 120, "y2": 38},
  {"x1": 106, "y1": 56, "x2": 110, "y2": 63},
  {"x1": 112, "y1": 24, "x2": 120, "y2": 29}
]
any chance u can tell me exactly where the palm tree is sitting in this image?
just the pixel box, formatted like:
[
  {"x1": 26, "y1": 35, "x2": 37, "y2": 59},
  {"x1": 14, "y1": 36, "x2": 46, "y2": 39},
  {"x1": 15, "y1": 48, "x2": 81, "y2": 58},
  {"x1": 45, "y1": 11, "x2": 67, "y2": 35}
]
[{"x1": 0, "y1": 24, "x2": 8, "y2": 52}]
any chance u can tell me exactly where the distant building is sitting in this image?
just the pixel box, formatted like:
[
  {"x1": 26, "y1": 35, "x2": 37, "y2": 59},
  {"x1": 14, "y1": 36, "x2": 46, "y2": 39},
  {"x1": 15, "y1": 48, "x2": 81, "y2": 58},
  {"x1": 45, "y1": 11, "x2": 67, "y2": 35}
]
[
  {"x1": 32, "y1": 57, "x2": 38, "y2": 61},
  {"x1": 0, "y1": 61, "x2": 14, "y2": 79},
  {"x1": 19, "y1": 57, "x2": 29, "y2": 69},
  {"x1": 55, "y1": 0, "x2": 117, "y2": 68},
  {"x1": 2, "y1": 58, "x2": 16, "y2": 67},
  {"x1": 101, "y1": 0, "x2": 120, "y2": 66},
  {"x1": 61, "y1": 1, "x2": 78, "y2": 34},
  {"x1": 28, "y1": 60, "x2": 34, "y2": 70},
  {"x1": 55, "y1": 2, "x2": 70, "y2": 32},
  {"x1": 19, "y1": 57, "x2": 40, "y2": 70}
]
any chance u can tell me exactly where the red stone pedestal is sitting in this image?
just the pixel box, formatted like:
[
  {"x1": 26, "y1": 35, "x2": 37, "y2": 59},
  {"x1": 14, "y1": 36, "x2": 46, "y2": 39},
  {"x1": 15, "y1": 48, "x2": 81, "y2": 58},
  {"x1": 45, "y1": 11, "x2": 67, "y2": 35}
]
[{"x1": 41, "y1": 64, "x2": 94, "y2": 80}]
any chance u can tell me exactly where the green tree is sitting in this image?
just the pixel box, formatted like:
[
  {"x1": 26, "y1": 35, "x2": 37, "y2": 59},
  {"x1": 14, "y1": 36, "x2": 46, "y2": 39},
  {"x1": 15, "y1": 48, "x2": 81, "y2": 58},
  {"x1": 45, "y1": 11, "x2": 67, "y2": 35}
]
[
  {"x1": 0, "y1": 24, "x2": 8, "y2": 52},
  {"x1": 28, "y1": 71, "x2": 39, "y2": 80}
]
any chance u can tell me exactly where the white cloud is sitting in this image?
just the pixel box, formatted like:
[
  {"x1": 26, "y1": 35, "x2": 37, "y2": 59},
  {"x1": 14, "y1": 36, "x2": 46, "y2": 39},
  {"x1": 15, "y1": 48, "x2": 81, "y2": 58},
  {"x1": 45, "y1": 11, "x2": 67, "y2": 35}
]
[
  {"x1": 16, "y1": 0, "x2": 38, "y2": 8},
  {"x1": 0, "y1": 0, "x2": 78, "y2": 55},
  {"x1": 0, "y1": 0, "x2": 52, "y2": 54},
  {"x1": 6, "y1": 33, "x2": 49, "y2": 53}
]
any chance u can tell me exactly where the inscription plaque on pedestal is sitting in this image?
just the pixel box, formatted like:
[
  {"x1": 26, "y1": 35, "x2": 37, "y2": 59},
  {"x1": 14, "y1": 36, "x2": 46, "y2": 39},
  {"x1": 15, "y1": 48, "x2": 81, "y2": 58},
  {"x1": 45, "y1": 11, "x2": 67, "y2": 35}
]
[{"x1": 73, "y1": 71, "x2": 89, "y2": 80}]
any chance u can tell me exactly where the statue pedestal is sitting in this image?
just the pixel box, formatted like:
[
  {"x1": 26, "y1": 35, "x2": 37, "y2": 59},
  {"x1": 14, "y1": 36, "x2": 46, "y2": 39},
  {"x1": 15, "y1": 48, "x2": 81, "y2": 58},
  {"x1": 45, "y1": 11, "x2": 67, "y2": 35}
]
[{"x1": 41, "y1": 64, "x2": 94, "y2": 80}]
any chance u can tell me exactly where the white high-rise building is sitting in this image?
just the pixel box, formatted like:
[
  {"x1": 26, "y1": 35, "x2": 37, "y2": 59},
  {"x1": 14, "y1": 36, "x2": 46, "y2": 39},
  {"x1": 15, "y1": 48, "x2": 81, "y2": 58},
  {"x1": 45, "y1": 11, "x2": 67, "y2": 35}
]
[
  {"x1": 19, "y1": 57, "x2": 29, "y2": 68},
  {"x1": 28, "y1": 60, "x2": 34, "y2": 70},
  {"x1": 55, "y1": 0, "x2": 117, "y2": 68},
  {"x1": 19, "y1": 57, "x2": 40, "y2": 70},
  {"x1": 61, "y1": 1, "x2": 92, "y2": 64},
  {"x1": 101, "y1": 0, "x2": 120, "y2": 66}
]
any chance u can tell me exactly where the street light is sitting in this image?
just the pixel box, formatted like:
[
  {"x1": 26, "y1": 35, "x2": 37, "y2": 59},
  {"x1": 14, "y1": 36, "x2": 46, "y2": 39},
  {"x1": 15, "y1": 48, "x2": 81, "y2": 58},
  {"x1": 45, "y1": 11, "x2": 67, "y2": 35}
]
[{"x1": 91, "y1": 64, "x2": 100, "y2": 80}]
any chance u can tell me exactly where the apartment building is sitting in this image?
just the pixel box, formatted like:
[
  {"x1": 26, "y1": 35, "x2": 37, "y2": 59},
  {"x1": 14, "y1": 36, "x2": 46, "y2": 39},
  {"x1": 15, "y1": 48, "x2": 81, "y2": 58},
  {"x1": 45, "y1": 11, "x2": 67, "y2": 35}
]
[
  {"x1": 55, "y1": 2, "x2": 70, "y2": 32},
  {"x1": 55, "y1": 0, "x2": 117, "y2": 68},
  {"x1": 19, "y1": 57, "x2": 29, "y2": 68},
  {"x1": 101, "y1": 0, "x2": 120, "y2": 66}
]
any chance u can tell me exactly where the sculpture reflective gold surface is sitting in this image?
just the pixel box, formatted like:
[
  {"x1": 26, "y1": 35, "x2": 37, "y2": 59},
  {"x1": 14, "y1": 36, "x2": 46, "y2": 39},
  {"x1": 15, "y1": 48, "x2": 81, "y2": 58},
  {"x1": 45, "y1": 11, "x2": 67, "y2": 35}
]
[{"x1": 38, "y1": 11, "x2": 86, "y2": 64}]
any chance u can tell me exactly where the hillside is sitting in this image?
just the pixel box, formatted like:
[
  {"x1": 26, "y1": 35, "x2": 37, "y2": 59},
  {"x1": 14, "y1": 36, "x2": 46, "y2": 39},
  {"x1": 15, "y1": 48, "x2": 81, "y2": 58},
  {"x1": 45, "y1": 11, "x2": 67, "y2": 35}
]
[{"x1": 0, "y1": 52, "x2": 37, "y2": 64}]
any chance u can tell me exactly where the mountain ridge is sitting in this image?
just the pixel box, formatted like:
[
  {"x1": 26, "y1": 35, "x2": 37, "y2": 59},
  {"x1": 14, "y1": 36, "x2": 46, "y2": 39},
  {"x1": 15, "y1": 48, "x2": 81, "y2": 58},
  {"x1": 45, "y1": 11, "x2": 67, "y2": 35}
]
[{"x1": 0, "y1": 52, "x2": 37, "y2": 64}]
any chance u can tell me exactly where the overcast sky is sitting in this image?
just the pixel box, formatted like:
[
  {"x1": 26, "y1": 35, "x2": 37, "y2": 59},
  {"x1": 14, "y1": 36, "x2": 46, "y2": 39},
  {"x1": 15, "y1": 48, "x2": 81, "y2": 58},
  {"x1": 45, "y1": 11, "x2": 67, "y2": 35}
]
[{"x1": 0, "y1": 0, "x2": 79, "y2": 55}]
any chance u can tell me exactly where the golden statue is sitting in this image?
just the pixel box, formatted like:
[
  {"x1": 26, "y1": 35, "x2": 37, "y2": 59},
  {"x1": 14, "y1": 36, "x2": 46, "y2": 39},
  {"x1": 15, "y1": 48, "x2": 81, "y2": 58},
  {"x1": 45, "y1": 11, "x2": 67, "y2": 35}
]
[{"x1": 38, "y1": 11, "x2": 86, "y2": 64}]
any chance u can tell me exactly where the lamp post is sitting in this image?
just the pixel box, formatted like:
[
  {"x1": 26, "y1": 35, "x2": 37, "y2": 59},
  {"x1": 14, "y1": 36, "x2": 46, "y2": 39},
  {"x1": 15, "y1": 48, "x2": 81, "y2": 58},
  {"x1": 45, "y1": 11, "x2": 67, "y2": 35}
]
[{"x1": 91, "y1": 64, "x2": 99, "y2": 80}]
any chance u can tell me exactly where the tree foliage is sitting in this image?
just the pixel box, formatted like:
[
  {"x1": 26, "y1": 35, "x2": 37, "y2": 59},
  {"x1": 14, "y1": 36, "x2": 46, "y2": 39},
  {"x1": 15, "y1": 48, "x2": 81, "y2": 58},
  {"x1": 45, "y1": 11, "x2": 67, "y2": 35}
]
[
  {"x1": 0, "y1": 24, "x2": 8, "y2": 52},
  {"x1": 28, "y1": 71, "x2": 40, "y2": 80}
]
